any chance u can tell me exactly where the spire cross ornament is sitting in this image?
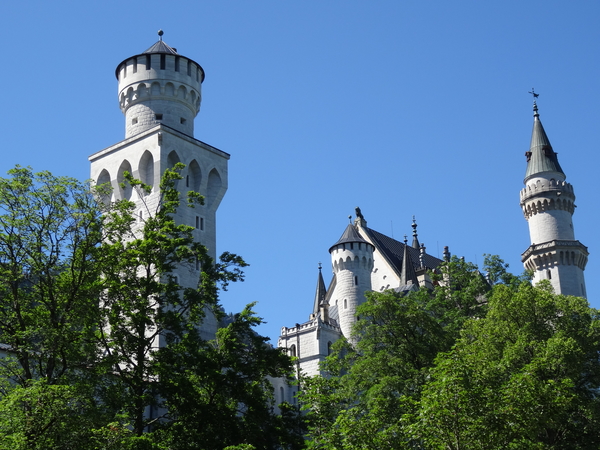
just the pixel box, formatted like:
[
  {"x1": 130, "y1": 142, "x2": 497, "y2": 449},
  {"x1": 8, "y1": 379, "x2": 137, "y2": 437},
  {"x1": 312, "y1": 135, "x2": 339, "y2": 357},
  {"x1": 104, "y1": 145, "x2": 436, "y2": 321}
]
[{"x1": 528, "y1": 88, "x2": 539, "y2": 100}]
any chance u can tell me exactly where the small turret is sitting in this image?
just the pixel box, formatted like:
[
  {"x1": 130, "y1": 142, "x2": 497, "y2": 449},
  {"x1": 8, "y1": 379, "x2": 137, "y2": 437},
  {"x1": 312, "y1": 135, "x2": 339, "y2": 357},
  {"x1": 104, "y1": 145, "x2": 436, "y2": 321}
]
[
  {"x1": 115, "y1": 30, "x2": 204, "y2": 138},
  {"x1": 329, "y1": 222, "x2": 374, "y2": 339}
]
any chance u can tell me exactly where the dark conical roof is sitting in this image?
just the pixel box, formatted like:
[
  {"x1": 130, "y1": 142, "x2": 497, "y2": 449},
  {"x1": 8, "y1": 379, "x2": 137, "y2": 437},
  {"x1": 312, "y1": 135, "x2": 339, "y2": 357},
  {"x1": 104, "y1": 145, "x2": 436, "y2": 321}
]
[
  {"x1": 525, "y1": 103, "x2": 564, "y2": 180},
  {"x1": 143, "y1": 40, "x2": 178, "y2": 55},
  {"x1": 329, "y1": 224, "x2": 370, "y2": 253},
  {"x1": 312, "y1": 265, "x2": 327, "y2": 314}
]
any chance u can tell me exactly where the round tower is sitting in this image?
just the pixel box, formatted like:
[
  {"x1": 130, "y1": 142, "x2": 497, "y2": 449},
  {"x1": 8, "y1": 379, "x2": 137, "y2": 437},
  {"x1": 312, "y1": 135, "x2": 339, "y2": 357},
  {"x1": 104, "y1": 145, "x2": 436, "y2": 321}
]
[
  {"x1": 329, "y1": 223, "x2": 374, "y2": 339},
  {"x1": 115, "y1": 30, "x2": 204, "y2": 139},
  {"x1": 520, "y1": 99, "x2": 588, "y2": 297}
]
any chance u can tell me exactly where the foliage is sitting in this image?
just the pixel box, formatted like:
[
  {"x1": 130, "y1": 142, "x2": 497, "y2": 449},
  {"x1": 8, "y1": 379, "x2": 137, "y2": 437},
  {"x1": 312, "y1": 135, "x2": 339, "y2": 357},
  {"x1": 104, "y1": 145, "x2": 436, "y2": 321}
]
[
  {"x1": 301, "y1": 256, "x2": 600, "y2": 449},
  {"x1": 415, "y1": 282, "x2": 600, "y2": 449},
  {"x1": 0, "y1": 165, "x2": 300, "y2": 449}
]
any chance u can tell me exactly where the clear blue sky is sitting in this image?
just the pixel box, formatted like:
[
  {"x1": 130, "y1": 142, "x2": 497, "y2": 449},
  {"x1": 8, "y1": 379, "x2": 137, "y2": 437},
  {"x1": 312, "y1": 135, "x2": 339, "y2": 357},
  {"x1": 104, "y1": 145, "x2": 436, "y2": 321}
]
[{"x1": 2, "y1": 1, "x2": 599, "y2": 344}]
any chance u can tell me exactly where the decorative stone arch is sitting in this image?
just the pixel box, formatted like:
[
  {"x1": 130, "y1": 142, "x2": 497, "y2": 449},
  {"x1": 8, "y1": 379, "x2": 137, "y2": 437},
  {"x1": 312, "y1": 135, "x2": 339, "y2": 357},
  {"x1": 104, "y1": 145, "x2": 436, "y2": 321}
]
[
  {"x1": 177, "y1": 85, "x2": 187, "y2": 100},
  {"x1": 165, "y1": 82, "x2": 175, "y2": 97},
  {"x1": 117, "y1": 159, "x2": 133, "y2": 200},
  {"x1": 96, "y1": 169, "x2": 112, "y2": 203},
  {"x1": 206, "y1": 168, "x2": 222, "y2": 208},
  {"x1": 188, "y1": 159, "x2": 202, "y2": 192},
  {"x1": 139, "y1": 150, "x2": 154, "y2": 191},
  {"x1": 151, "y1": 81, "x2": 161, "y2": 96},
  {"x1": 137, "y1": 83, "x2": 148, "y2": 98}
]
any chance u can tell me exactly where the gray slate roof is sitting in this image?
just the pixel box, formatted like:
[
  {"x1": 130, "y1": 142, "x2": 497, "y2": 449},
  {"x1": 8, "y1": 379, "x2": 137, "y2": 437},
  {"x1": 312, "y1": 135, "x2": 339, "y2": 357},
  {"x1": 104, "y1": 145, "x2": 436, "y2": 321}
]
[
  {"x1": 143, "y1": 40, "x2": 178, "y2": 55},
  {"x1": 329, "y1": 224, "x2": 372, "y2": 253},
  {"x1": 362, "y1": 227, "x2": 443, "y2": 277},
  {"x1": 525, "y1": 106, "x2": 564, "y2": 180}
]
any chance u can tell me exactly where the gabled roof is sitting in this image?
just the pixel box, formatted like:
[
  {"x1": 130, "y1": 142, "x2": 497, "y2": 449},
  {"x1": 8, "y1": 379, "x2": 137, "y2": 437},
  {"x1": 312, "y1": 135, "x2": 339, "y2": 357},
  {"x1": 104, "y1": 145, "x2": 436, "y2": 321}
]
[
  {"x1": 362, "y1": 227, "x2": 443, "y2": 279},
  {"x1": 525, "y1": 103, "x2": 564, "y2": 180}
]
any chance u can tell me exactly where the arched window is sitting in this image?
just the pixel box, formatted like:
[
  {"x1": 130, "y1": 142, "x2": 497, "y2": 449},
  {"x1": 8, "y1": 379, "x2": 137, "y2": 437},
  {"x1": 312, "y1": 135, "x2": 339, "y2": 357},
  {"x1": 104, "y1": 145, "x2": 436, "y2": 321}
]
[
  {"x1": 289, "y1": 344, "x2": 296, "y2": 357},
  {"x1": 344, "y1": 299, "x2": 347, "y2": 309}
]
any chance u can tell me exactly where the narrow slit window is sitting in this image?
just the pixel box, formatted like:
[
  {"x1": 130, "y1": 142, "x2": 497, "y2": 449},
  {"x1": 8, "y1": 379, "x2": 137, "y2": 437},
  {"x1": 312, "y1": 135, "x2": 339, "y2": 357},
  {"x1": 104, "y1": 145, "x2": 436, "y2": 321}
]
[
  {"x1": 160, "y1": 54, "x2": 166, "y2": 70},
  {"x1": 195, "y1": 257, "x2": 200, "y2": 271},
  {"x1": 175, "y1": 56, "x2": 180, "y2": 72},
  {"x1": 180, "y1": 118, "x2": 186, "y2": 124},
  {"x1": 186, "y1": 175, "x2": 189, "y2": 187},
  {"x1": 200, "y1": 217, "x2": 204, "y2": 230},
  {"x1": 132, "y1": 118, "x2": 138, "y2": 125},
  {"x1": 145, "y1": 55, "x2": 151, "y2": 70},
  {"x1": 133, "y1": 57, "x2": 137, "y2": 73},
  {"x1": 187, "y1": 60, "x2": 191, "y2": 76},
  {"x1": 195, "y1": 216, "x2": 200, "y2": 229}
]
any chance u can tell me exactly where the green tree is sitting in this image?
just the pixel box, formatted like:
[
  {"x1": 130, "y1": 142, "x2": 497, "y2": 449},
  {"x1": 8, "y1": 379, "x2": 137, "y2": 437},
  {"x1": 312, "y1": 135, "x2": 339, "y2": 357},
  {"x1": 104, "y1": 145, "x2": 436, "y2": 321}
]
[
  {"x1": 300, "y1": 256, "x2": 513, "y2": 449},
  {"x1": 0, "y1": 167, "x2": 104, "y2": 447},
  {"x1": 415, "y1": 282, "x2": 600, "y2": 449},
  {"x1": 154, "y1": 303, "x2": 303, "y2": 450},
  {"x1": 0, "y1": 165, "x2": 301, "y2": 449}
]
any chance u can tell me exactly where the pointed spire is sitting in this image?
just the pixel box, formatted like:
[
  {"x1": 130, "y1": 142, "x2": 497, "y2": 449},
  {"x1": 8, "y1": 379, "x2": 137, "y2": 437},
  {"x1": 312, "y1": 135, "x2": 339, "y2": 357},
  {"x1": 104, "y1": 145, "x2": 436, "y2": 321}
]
[
  {"x1": 411, "y1": 216, "x2": 420, "y2": 249},
  {"x1": 400, "y1": 236, "x2": 418, "y2": 287},
  {"x1": 312, "y1": 263, "x2": 327, "y2": 315},
  {"x1": 524, "y1": 96, "x2": 564, "y2": 181}
]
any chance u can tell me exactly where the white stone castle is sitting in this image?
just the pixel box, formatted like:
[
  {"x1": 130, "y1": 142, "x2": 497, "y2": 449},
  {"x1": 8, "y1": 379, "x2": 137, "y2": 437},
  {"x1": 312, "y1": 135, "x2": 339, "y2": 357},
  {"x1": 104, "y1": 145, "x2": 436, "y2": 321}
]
[{"x1": 88, "y1": 34, "x2": 588, "y2": 403}]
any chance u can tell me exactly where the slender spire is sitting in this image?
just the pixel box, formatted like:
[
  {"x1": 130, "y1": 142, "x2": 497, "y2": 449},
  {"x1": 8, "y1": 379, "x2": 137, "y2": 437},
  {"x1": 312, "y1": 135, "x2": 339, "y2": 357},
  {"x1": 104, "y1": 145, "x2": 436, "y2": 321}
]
[
  {"x1": 524, "y1": 93, "x2": 564, "y2": 180},
  {"x1": 400, "y1": 236, "x2": 418, "y2": 287},
  {"x1": 411, "y1": 216, "x2": 420, "y2": 249},
  {"x1": 312, "y1": 263, "x2": 327, "y2": 315}
]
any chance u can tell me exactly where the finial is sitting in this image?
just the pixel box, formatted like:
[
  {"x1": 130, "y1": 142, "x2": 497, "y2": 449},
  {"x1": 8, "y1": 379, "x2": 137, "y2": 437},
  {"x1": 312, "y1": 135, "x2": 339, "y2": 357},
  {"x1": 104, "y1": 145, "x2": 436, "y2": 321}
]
[
  {"x1": 158, "y1": 29, "x2": 164, "y2": 41},
  {"x1": 318, "y1": 262, "x2": 322, "y2": 272},
  {"x1": 412, "y1": 216, "x2": 418, "y2": 237},
  {"x1": 403, "y1": 234, "x2": 408, "y2": 245},
  {"x1": 528, "y1": 88, "x2": 539, "y2": 115},
  {"x1": 348, "y1": 215, "x2": 352, "y2": 224}
]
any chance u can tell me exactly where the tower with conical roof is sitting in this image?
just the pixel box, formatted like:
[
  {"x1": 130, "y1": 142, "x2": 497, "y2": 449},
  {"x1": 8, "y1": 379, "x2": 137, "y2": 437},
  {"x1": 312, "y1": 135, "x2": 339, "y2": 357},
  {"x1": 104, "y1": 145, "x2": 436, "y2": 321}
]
[
  {"x1": 520, "y1": 99, "x2": 588, "y2": 297},
  {"x1": 329, "y1": 223, "x2": 375, "y2": 339},
  {"x1": 89, "y1": 31, "x2": 230, "y2": 338}
]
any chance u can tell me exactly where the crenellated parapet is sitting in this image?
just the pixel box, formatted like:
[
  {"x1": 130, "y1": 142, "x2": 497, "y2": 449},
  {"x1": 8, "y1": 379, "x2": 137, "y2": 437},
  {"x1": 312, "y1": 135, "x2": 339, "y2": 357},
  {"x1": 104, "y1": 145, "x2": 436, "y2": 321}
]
[
  {"x1": 520, "y1": 179, "x2": 576, "y2": 219},
  {"x1": 116, "y1": 47, "x2": 204, "y2": 138}
]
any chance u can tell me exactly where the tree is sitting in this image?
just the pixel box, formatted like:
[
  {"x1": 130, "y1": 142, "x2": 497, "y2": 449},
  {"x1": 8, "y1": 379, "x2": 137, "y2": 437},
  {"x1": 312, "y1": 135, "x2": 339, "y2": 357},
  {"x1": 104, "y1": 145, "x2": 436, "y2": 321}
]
[
  {"x1": 0, "y1": 167, "x2": 105, "y2": 448},
  {"x1": 415, "y1": 282, "x2": 600, "y2": 449},
  {"x1": 0, "y1": 165, "x2": 301, "y2": 449},
  {"x1": 300, "y1": 257, "x2": 493, "y2": 449}
]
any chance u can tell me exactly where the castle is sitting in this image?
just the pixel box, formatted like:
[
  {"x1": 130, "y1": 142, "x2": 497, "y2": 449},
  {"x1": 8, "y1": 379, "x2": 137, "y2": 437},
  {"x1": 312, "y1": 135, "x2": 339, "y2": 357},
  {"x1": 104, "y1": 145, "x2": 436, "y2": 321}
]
[{"x1": 88, "y1": 34, "x2": 588, "y2": 401}]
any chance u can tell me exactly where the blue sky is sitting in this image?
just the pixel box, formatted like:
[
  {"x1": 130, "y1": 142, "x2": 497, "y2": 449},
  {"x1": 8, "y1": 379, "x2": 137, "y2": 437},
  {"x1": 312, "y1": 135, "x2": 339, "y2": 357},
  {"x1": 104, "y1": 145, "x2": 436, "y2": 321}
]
[{"x1": 2, "y1": 1, "x2": 599, "y2": 343}]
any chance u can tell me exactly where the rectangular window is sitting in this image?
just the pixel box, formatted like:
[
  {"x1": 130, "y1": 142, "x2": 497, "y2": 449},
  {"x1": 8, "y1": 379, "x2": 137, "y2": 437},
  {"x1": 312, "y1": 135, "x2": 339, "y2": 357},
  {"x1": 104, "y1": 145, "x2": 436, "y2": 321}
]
[
  {"x1": 132, "y1": 118, "x2": 138, "y2": 125},
  {"x1": 155, "y1": 114, "x2": 163, "y2": 121},
  {"x1": 187, "y1": 60, "x2": 191, "y2": 76},
  {"x1": 145, "y1": 55, "x2": 151, "y2": 70},
  {"x1": 133, "y1": 57, "x2": 137, "y2": 73},
  {"x1": 195, "y1": 257, "x2": 200, "y2": 271},
  {"x1": 160, "y1": 54, "x2": 166, "y2": 70},
  {"x1": 175, "y1": 56, "x2": 180, "y2": 72},
  {"x1": 200, "y1": 217, "x2": 204, "y2": 230},
  {"x1": 195, "y1": 216, "x2": 200, "y2": 229},
  {"x1": 180, "y1": 118, "x2": 186, "y2": 124}
]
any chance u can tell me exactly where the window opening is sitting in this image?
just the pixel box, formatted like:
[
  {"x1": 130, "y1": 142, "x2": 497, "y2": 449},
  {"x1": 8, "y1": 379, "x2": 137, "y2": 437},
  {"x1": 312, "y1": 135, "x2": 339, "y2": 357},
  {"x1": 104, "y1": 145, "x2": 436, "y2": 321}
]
[
  {"x1": 175, "y1": 56, "x2": 180, "y2": 72},
  {"x1": 145, "y1": 55, "x2": 151, "y2": 70},
  {"x1": 160, "y1": 54, "x2": 166, "y2": 70},
  {"x1": 155, "y1": 114, "x2": 163, "y2": 121}
]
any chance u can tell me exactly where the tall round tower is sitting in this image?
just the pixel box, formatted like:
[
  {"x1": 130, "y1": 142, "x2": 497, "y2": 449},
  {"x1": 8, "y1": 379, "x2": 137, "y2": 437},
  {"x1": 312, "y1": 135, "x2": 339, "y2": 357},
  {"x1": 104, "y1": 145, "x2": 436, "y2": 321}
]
[
  {"x1": 329, "y1": 223, "x2": 374, "y2": 339},
  {"x1": 520, "y1": 100, "x2": 588, "y2": 297},
  {"x1": 115, "y1": 30, "x2": 204, "y2": 139}
]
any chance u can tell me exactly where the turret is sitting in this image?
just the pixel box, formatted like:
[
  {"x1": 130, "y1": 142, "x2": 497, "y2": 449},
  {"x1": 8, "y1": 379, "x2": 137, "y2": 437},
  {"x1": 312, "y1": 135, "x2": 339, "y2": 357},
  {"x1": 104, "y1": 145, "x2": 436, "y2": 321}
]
[
  {"x1": 115, "y1": 30, "x2": 204, "y2": 138},
  {"x1": 520, "y1": 97, "x2": 588, "y2": 297},
  {"x1": 329, "y1": 222, "x2": 374, "y2": 339}
]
